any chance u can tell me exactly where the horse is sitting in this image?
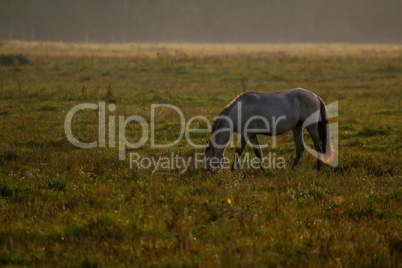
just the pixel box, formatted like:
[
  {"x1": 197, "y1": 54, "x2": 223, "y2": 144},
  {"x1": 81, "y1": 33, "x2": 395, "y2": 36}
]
[{"x1": 204, "y1": 88, "x2": 333, "y2": 171}]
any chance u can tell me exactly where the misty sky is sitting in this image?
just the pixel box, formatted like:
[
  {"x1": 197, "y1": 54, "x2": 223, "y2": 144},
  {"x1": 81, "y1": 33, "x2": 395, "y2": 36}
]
[{"x1": 0, "y1": 0, "x2": 401, "y2": 43}]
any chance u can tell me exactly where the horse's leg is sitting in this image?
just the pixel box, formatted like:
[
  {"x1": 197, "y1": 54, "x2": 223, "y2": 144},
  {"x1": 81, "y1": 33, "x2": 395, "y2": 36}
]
[
  {"x1": 291, "y1": 124, "x2": 305, "y2": 168},
  {"x1": 306, "y1": 124, "x2": 323, "y2": 170},
  {"x1": 249, "y1": 135, "x2": 265, "y2": 170},
  {"x1": 231, "y1": 135, "x2": 249, "y2": 171}
]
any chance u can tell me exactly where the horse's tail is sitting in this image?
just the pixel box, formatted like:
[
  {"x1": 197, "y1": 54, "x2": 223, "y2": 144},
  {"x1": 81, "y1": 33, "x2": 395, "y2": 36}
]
[{"x1": 318, "y1": 97, "x2": 333, "y2": 163}]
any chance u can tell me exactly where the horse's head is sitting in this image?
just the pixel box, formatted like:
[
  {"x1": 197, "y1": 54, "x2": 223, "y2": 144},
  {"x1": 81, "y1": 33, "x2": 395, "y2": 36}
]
[{"x1": 204, "y1": 139, "x2": 224, "y2": 171}]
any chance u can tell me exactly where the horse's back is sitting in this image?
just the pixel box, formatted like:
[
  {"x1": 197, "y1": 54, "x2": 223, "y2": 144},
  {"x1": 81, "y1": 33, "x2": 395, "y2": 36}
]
[
  {"x1": 239, "y1": 88, "x2": 317, "y2": 112},
  {"x1": 239, "y1": 88, "x2": 316, "y2": 101},
  {"x1": 230, "y1": 88, "x2": 320, "y2": 134}
]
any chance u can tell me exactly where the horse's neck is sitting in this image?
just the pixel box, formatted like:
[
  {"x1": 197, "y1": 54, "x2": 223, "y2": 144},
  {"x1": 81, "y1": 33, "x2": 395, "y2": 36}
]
[{"x1": 212, "y1": 119, "x2": 233, "y2": 152}]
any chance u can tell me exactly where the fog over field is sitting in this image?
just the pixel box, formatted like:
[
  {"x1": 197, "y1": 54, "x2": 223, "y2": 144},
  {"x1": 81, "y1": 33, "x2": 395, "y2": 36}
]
[{"x1": 0, "y1": 0, "x2": 401, "y2": 43}]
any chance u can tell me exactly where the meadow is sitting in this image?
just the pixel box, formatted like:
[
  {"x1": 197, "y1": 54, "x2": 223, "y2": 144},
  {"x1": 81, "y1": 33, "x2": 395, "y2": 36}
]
[{"x1": 0, "y1": 41, "x2": 401, "y2": 267}]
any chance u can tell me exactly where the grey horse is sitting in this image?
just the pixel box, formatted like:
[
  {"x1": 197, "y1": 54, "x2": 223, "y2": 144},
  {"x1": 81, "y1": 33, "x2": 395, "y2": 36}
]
[{"x1": 204, "y1": 88, "x2": 333, "y2": 171}]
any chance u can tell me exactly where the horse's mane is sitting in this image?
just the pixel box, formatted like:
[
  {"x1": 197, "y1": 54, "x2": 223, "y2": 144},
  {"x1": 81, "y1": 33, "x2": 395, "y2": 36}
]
[{"x1": 212, "y1": 93, "x2": 243, "y2": 133}]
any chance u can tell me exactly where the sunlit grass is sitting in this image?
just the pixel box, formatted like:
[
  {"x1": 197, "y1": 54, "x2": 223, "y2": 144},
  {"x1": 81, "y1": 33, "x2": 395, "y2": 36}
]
[
  {"x1": 0, "y1": 42, "x2": 401, "y2": 266},
  {"x1": 2, "y1": 40, "x2": 402, "y2": 59}
]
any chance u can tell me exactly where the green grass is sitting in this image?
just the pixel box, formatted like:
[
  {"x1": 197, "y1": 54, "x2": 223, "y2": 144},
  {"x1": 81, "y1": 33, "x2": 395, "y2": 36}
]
[{"x1": 0, "y1": 42, "x2": 401, "y2": 267}]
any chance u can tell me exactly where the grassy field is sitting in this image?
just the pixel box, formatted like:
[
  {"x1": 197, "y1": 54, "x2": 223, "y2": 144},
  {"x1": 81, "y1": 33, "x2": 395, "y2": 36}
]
[{"x1": 0, "y1": 41, "x2": 401, "y2": 267}]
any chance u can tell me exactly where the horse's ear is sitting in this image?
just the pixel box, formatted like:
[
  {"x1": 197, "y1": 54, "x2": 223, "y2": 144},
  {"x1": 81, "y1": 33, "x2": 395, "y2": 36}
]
[{"x1": 206, "y1": 139, "x2": 210, "y2": 144}]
